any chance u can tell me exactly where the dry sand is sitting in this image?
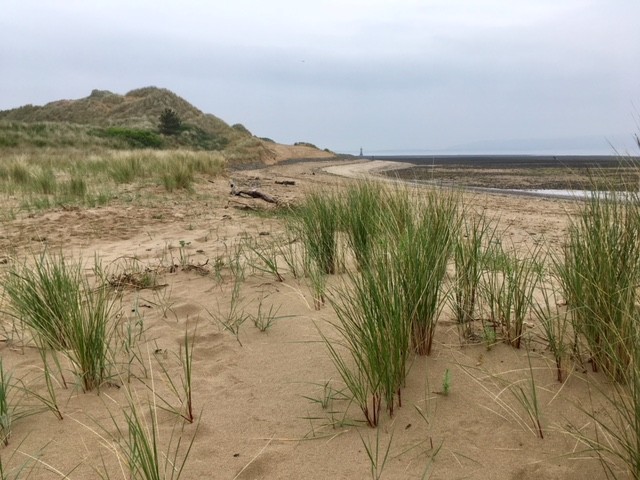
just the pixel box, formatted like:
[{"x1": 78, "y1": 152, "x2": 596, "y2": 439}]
[{"x1": 0, "y1": 157, "x2": 614, "y2": 479}]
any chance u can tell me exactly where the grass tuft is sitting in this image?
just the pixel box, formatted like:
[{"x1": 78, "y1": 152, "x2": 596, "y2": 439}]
[
  {"x1": 319, "y1": 182, "x2": 458, "y2": 427},
  {"x1": 293, "y1": 190, "x2": 341, "y2": 275},
  {"x1": 101, "y1": 386, "x2": 198, "y2": 480},
  {"x1": 451, "y1": 208, "x2": 497, "y2": 340},
  {"x1": 4, "y1": 253, "x2": 118, "y2": 392},
  {"x1": 557, "y1": 187, "x2": 640, "y2": 380},
  {"x1": 0, "y1": 358, "x2": 14, "y2": 446}
]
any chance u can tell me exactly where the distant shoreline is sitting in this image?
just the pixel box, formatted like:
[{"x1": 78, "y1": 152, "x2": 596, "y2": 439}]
[
  {"x1": 356, "y1": 154, "x2": 637, "y2": 169},
  {"x1": 323, "y1": 155, "x2": 640, "y2": 200}
]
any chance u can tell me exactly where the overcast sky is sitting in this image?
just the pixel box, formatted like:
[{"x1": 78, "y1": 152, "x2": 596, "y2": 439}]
[{"x1": 1, "y1": 0, "x2": 639, "y2": 154}]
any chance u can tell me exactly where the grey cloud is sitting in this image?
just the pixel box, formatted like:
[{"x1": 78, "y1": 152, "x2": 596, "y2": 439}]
[{"x1": 1, "y1": 0, "x2": 639, "y2": 154}]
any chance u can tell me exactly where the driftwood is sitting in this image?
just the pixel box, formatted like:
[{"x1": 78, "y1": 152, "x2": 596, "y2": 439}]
[
  {"x1": 232, "y1": 189, "x2": 278, "y2": 204},
  {"x1": 275, "y1": 180, "x2": 296, "y2": 186},
  {"x1": 230, "y1": 183, "x2": 279, "y2": 204}
]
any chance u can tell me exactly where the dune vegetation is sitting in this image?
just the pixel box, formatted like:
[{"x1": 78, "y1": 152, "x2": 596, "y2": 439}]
[
  {"x1": 3, "y1": 162, "x2": 640, "y2": 477},
  {"x1": 2, "y1": 89, "x2": 640, "y2": 478}
]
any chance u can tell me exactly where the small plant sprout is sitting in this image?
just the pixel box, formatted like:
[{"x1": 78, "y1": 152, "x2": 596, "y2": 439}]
[
  {"x1": 28, "y1": 350, "x2": 64, "y2": 420},
  {"x1": 359, "y1": 428, "x2": 394, "y2": 480},
  {"x1": 299, "y1": 381, "x2": 357, "y2": 439},
  {"x1": 0, "y1": 360, "x2": 44, "y2": 447},
  {"x1": 276, "y1": 232, "x2": 303, "y2": 279},
  {"x1": 152, "y1": 285, "x2": 177, "y2": 320},
  {"x1": 442, "y1": 369, "x2": 451, "y2": 396},
  {"x1": 509, "y1": 351, "x2": 544, "y2": 439},
  {"x1": 178, "y1": 240, "x2": 192, "y2": 267},
  {"x1": 482, "y1": 325, "x2": 498, "y2": 351},
  {"x1": 227, "y1": 241, "x2": 247, "y2": 280},
  {"x1": 207, "y1": 276, "x2": 248, "y2": 346},
  {"x1": 118, "y1": 311, "x2": 148, "y2": 383},
  {"x1": 152, "y1": 324, "x2": 197, "y2": 424},
  {"x1": 247, "y1": 240, "x2": 284, "y2": 282},
  {"x1": 0, "y1": 359, "x2": 14, "y2": 446},
  {"x1": 301, "y1": 379, "x2": 349, "y2": 412},
  {"x1": 99, "y1": 384, "x2": 198, "y2": 480},
  {"x1": 305, "y1": 257, "x2": 327, "y2": 310},
  {"x1": 317, "y1": 380, "x2": 335, "y2": 410},
  {"x1": 251, "y1": 296, "x2": 289, "y2": 332},
  {"x1": 531, "y1": 279, "x2": 571, "y2": 382}
]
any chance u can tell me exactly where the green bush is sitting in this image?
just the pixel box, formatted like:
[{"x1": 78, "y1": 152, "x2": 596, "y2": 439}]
[
  {"x1": 231, "y1": 123, "x2": 252, "y2": 135},
  {"x1": 294, "y1": 141, "x2": 319, "y2": 149},
  {"x1": 181, "y1": 126, "x2": 229, "y2": 151},
  {"x1": 103, "y1": 127, "x2": 164, "y2": 149},
  {"x1": 159, "y1": 108, "x2": 183, "y2": 136}
]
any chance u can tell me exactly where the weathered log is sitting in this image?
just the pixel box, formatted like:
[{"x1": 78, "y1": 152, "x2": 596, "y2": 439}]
[
  {"x1": 235, "y1": 189, "x2": 278, "y2": 203},
  {"x1": 230, "y1": 184, "x2": 279, "y2": 204}
]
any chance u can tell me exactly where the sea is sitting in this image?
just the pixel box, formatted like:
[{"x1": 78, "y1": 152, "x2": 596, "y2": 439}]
[
  {"x1": 356, "y1": 153, "x2": 628, "y2": 169},
  {"x1": 351, "y1": 153, "x2": 640, "y2": 200}
]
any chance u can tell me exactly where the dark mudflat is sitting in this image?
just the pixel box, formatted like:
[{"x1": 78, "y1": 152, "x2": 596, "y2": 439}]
[{"x1": 373, "y1": 155, "x2": 640, "y2": 190}]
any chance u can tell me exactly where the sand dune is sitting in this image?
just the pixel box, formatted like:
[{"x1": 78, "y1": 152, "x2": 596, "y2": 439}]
[{"x1": 0, "y1": 158, "x2": 615, "y2": 479}]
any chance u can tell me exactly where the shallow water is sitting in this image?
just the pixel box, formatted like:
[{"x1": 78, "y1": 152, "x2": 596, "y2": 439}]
[{"x1": 508, "y1": 188, "x2": 636, "y2": 200}]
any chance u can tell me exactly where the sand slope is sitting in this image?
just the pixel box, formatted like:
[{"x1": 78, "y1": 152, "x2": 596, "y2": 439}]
[{"x1": 0, "y1": 159, "x2": 615, "y2": 479}]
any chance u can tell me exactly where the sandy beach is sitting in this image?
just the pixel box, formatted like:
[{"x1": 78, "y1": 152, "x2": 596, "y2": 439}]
[{"x1": 0, "y1": 156, "x2": 616, "y2": 479}]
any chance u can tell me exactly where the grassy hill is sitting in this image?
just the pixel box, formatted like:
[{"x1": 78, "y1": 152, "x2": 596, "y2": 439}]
[{"x1": 0, "y1": 87, "x2": 274, "y2": 164}]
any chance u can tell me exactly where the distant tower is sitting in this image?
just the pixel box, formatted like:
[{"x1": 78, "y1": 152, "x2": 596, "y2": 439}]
[{"x1": 359, "y1": 147, "x2": 363, "y2": 157}]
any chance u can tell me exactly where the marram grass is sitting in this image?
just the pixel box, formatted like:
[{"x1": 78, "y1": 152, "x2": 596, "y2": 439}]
[
  {"x1": 398, "y1": 190, "x2": 458, "y2": 355},
  {"x1": 557, "y1": 187, "x2": 640, "y2": 380},
  {"x1": 0, "y1": 358, "x2": 13, "y2": 446},
  {"x1": 341, "y1": 180, "x2": 385, "y2": 269},
  {"x1": 293, "y1": 190, "x2": 341, "y2": 275},
  {"x1": 451, "y1": 208, "x2": 497, "y2": 339},
  {"x1": 4, "y1": 253, "x2": 118, "y2": 392},
  {"x1": 316, "y1": 182, "x2": 459, "y2": 426},
  {"x1": 482, "y1": 243, "x2": 542, "y2": 349},
  {"x1": 328, "y1": 237, "x2": 412, "y2": 426},
  {"x1": 557, "y1": 165, "x2": 640, "y2": 477},
  {"x1": 97, "y1": 385, "x2": 198, "y2": 480},
  {"x1": 0, "y1": 148, "x2": 227, "y2": 213}
]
